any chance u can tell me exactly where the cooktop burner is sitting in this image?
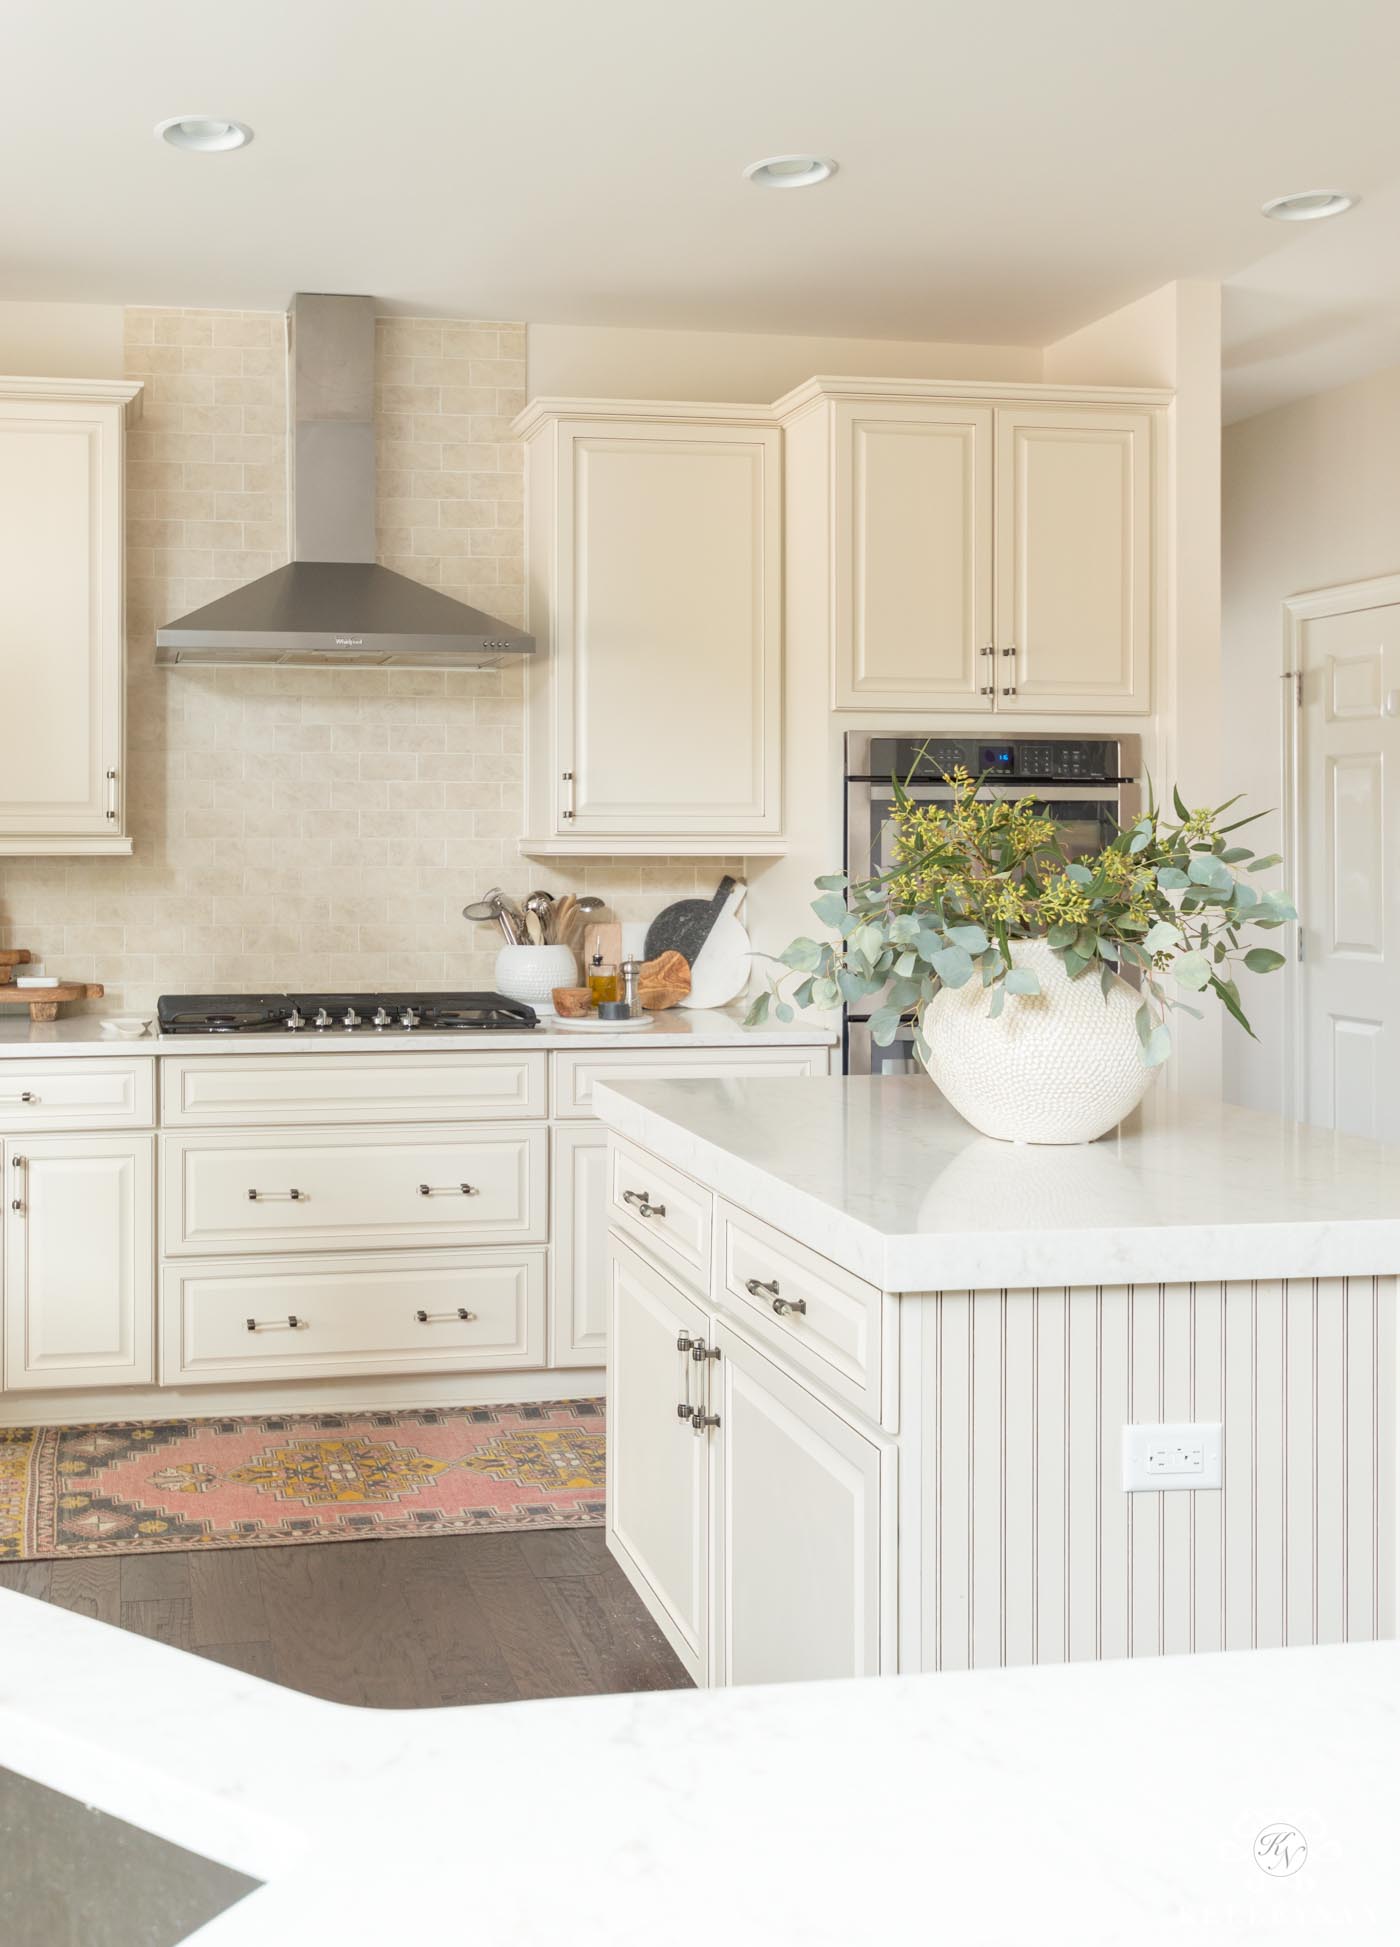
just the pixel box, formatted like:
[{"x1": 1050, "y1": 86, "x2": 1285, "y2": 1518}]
[{"x1": 156, "y1": 992, "x2": 539, "y2": 1035}]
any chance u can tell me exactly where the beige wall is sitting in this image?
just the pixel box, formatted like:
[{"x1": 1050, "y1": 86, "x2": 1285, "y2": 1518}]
[
  {"x1": 0, "y1": 307, "x2": 736, "y2": 1015},
  {"x1": 528, "y1": 320, "x2": 1041, "y2": 401},
  {"x1": 0, "y1": 299, "x2": 124, "y2": 378},
  {"x1": 1222, "y1": 361, "x2": 1400, "y2": 1112}
]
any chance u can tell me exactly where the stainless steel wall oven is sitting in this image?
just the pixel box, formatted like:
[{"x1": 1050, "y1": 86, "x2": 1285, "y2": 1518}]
[{"x1": 843, "y1": 732, "x2": 1141, "y2": 1075}]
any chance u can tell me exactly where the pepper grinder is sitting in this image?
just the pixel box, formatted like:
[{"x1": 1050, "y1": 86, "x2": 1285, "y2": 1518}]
[{"x1": 619, "y1": 958, "x2": 643, "y2": 1019}]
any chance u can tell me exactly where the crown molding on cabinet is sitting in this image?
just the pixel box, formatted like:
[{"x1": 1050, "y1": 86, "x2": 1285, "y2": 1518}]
[
  {"x1": 0, "y1": 375, "x2": 144, "y2": 423},
  {"x1": 771, "y1": 374, "x2": 1173, "y2": 421},
  {"x1": 512, "y1": 395, "x2": 776, "y2": 439}
]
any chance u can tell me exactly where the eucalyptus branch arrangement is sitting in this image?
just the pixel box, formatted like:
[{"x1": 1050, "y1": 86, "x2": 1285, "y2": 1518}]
[{"x1": 747, "y1": 767, "x2": 1296, "y2": 1065}]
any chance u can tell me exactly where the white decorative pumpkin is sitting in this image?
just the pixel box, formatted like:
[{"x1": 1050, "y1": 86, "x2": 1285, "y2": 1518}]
[{"x1": 917, "y1": 938, "x2": 1157, "y2": 1144}]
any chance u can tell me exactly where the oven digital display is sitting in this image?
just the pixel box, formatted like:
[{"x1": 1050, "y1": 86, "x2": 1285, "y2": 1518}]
[{"x1": 979, "y1": 744, "x2": 1015, "y2": 772}]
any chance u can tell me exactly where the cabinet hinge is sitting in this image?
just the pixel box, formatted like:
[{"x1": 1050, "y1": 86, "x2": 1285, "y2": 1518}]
[{"x1": 1282, "y1": 670, "x2": 1303, "y2": 706}]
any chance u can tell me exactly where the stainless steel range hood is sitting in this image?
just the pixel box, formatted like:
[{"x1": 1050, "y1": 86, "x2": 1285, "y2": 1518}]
[{"x1": 156, "y1": 294, "x2": 533, "y2": 669}]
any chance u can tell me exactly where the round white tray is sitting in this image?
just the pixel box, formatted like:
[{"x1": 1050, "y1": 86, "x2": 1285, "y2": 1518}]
[{"x1": 552, "y1": 1012, "x2": 656, "y2": 1032}]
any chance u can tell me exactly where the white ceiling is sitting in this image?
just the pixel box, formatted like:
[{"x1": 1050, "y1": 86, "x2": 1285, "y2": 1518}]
[{"x1": 5, "y1": 0, "x2": 1400, "y2": 409}]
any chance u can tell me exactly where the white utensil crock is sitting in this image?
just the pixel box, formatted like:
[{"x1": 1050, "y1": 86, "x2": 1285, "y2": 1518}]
[{"x1": 494, "y1": 944, "x2": 579, "y2": 1012}]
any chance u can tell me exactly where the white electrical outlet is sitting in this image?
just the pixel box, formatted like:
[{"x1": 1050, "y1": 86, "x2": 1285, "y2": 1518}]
[{"x1": 1122, "y1": 1422, "x2": 1222, "y2": 1492}]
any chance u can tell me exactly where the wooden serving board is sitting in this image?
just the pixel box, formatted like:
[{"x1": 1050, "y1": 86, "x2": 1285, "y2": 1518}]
[
  {"x1": 0, "y1": 981, "x2": 104, "y2": 1022},
  {"x1": 0, "y1": 949, "x2": 33, "y2": 968}
]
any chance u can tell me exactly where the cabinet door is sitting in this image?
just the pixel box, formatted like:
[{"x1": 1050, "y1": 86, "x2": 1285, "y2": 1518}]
[
  {"x1": 606, "y1": 1234, "x2": 711, "y2": 1682},
  {"x1": 833, "y1": 401, "x2": 993, "y2": 708},
  {"x1": 3, "y1": 1134, "x2": 154, "y2": 1389},
  {"x1": 994, "y1": 408, "x2": 1152, "y2": 714},
  {"x1": 0, "y1": 398, "x2": 124, "y2": 839},
  {"x1": 556, "y1": 420, "x2": 780, "y2": 837},
  {"x1": 713, "y1": 1322, "x2": 888, "y2": 1687},
  {"x1": 551, "y1": 1123, "x2": 608, "y2": 1367}
]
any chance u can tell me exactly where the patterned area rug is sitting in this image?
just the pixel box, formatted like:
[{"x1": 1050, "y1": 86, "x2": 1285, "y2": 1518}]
[{"x1": 0, "y1": 1401, "x2": 604, "y2": 1561}]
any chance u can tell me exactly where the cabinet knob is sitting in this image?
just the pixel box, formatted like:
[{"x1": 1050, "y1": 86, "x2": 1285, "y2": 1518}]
[
  {"x1": 1002, "y1": 686, "x2": 1017, "y2": 697},
  {"x1": 691, "y1": 1410, "x2": 721, "y2": 1436}
]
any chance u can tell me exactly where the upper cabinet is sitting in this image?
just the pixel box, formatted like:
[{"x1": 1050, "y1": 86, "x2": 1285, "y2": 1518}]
[
  {"x1": 0, "y1": 377, "x2": 143, "y2": 855},
  {"x1": 780, "y1": 379, "x2": 1162, "y2": 717},
  {"x1": 515, "y1": 402, "x2": 783, "y2": 855}
]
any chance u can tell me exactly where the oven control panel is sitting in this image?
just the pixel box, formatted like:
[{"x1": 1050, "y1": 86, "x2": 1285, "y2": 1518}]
[{"x1": 854, "y1": 736, "x2": 1125, "y2": 784}]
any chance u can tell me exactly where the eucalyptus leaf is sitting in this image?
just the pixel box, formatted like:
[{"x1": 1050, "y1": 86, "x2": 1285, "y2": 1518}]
[
  {"x1": 811, "y1": 891, "x2": 848, "y2": 928},
  {"x1": 744, "y1": 991, "x2": 771, "y2": 1027},
  {"x1": 775, "y1": 1001, "x2": 794, "y2": 1023},
  {"x1": 1066, "y1": 862, "x2": 1094, "y2": 887},
  {"x1": 1143, "y1": 1023, "x2": 1173, "y2": 1067},
  {"x1": 1135, "y1": 1001, "x2": 1153, "y2": 1049},
  {"x1": 1244, "y1": 946, "x2": 1286, "y2": 974},
  {"x1": 1173, "y1": 950, "x2": 1211, "y2": 991},
  {"x1": 988, "y1": 983, "x2": 1005, "y2": 1018},
  {"x1": 1142, "y1": 919, "x2": 1181, "y2": 954},
  {"x1": 868, "y1": 1005, "x2": 905, "y2": 1046},
  {"x1": 1246, "y1": 854, "x2": 1282, "y2": 873},
  {"x1": 932, "y1": 943, "x2": 975, "y2": 987},
  {"x1": 1048, "y1": 923, "x2": 1078, "y2": 949},
  {"x1": 813, "y1": 872, "x2": 849, "y2": 891},
  {"x1": 1187, "y1": 854, "x2": 1234, "y2": 892},
  {"x1": 779, "y1": 937, "x2": 825, "y2": 972},
  {"x1": 945, "y1": 923, "x2": 990, "y2": 953},
  {"x1": 1003, "y1": 966, "x2": 1041, "y2": 996},
  {"x1": 1156, "y1": 866, "x2": 1190, "y2": 891}
]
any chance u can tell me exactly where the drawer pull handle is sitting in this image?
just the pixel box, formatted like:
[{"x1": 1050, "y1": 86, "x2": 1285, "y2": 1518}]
[
  {"x1": 1, "y1": 1091, "x2": 37, "y2": 1104},
  {"x1": 774, "y1": 1295, "x2": 807, "y2": 1317},
  {"x1": 417, "y1": 1182, "x2": 477, "y2": 1197},
  {"x1": 415, "y1": 1307, "x2": 477, "y2": 1324},
  {"x1": 745, "y1": 1276, "x2": 806, "y2": 1317},
  {"x1": 245, "y1": 1314, "x2": 305, "y2": 1332},
  {"x1": 623, "y1": 1188, "x2": 666, "y2": 1219},
  {"x1": 247, "y1": 1187, "x2": 306, "y2": 1202},
  {"x1": 745, "y1": 1277, "x2": 780, "y2": 1300}
]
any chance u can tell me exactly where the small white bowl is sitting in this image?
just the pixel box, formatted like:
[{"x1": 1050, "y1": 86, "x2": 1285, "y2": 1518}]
[
  {"x1": 99, "y1": 1017, "x2": 152, "y2": 1039},
  {"x1": 14, "y1": 975, "x2": 60, "y2": 988}
]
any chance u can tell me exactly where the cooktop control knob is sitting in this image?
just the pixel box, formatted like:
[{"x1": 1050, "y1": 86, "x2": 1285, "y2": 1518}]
[
  {"x1": 400, "y1": 1006, "x2": 420, "y2": 1030},
  {"x1": 342, "y1": 1007, "x2": 361, "y2": 1030},
  {"x1": 372, "y1": 1005, "x2": 392, "y2": 1029},
  {"x1": 313, "y1": 1008, "x2": 332, "y2": 1030},
  {"x1": 286, "y1": 1008, "x2": 305, "y2": 1032}
]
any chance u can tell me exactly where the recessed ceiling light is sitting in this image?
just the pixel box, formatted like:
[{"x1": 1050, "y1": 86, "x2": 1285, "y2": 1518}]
[
  {"x1": 1261, "y1": 189, "x2": 1356, "y2": 223},
  {"x1": 155, "y1": 115, "x2": 254, "y2": 154},
  {"x1": 743, "y1": 154, "x2": 836, "y2": 190}
]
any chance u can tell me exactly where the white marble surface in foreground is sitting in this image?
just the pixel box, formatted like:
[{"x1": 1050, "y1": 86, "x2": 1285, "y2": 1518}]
[
  {"x1": 0, "y1": 1588, "x2": 1395, "y2": 1945},
  {"x1": 0, "y1": 1006, "x2": 834, "y2": 1059},
  {"x1": 594, "y1": 1075, "x2": 1400, "y2": 1288}
]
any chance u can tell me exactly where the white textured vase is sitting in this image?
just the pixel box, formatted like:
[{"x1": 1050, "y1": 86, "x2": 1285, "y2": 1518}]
[
  {"x1": 917, "y1": 939, "x2": 1157, "y2": 1144},
  {"x1": 493, "y1": 944, "x2": 579, "y2": 1012}
]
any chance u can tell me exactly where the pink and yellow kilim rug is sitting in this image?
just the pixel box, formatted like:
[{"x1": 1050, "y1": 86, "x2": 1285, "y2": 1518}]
[{"x1": 0, "y1": 1401, "x2": 605, "y2": 1561}]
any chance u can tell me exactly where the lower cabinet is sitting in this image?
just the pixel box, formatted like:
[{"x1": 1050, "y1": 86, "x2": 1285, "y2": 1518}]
[
  {"x1": 550, "y1": 1123, "x2": 608, "y2": 1367},
  {"x1": 712, "y1": 1321, "x2": 886, "y2": 1686},
  {"x1": 3, "y1": 1133, "x2": 154, "y2": 1389},
  {"x1": 606, "y1": 1234, "x2": 712, "y2": 1682},
  {"x1": 606, "y1": 1230, "x2": 892, "y2": 1688}
]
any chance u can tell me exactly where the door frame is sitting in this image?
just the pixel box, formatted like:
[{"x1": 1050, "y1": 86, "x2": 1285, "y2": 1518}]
[{"x1": 1280, "y1": 571, "x2": 1400, "y2": 1119}]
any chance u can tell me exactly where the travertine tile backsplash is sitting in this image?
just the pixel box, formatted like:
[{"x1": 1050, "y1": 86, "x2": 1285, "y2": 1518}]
[{"x1": 0, "y1": 307, "x2": 735, "y2": 1015}]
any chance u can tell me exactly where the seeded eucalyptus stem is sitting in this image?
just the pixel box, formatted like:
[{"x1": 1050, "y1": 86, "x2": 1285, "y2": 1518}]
[{"x1": 747, "y1": 765, "x2": 1296, "y2": 1065}]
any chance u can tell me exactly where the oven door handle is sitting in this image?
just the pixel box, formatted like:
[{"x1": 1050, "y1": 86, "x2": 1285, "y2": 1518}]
[{"x1": 877, "y1": 782, "x2": 1125, "y2": 803}]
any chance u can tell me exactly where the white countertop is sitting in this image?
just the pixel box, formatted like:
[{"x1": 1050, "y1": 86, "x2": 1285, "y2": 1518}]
[
  {"x1": 593, "y1": 1074, "x2": 1400, "y2": 1289},
  {"x1": 0, "y1": 1006, "x2": 834, "y2": 1059},
  {"x1": 1, "y1": 1586, "x2": 1394, "y2": 1944}
]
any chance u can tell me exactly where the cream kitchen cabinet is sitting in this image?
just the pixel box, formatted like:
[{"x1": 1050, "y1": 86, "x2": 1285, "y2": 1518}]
[
  {"x1": 604, "y1": 1222, "x2": 894, "y2": 1689},
  {"x1": 606, "y1": 1233, "x2": 712, "y2": 1682},
  {"x1": 3, "y1": 1133, "x2": 155, "y2": 1389},
  {"x1": 514, "y1": 401, "x2": 783, "y2": 855},
  {"x1": 778, "y1": 378, "x2": 1162, "y2": 717},
  {"x1": 0, "y1": 378, "x2": 143, "y2": 855}
]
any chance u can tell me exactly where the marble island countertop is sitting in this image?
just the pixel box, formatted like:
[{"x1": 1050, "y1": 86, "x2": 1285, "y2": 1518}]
[
  {"x1": 593, "y1": 1074, "x2": 1400, "y2": 1289},
  {"x1": 0, "y1": 1005, "x2": 835, "y2": 1059},
  {"x1": 0, "y1": 1587, "x2": 1394, "y2": 1945}
]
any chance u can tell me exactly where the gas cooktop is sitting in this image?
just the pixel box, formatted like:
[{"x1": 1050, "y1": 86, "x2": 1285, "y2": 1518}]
[{"x1": 156, "y1": 992, "x2": 539, "y2": 1035}]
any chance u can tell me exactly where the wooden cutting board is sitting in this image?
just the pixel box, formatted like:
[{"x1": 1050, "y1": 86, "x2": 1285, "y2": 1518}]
[{"x1": 0, "y1": 981, "x2": 104, "y2": 1022}]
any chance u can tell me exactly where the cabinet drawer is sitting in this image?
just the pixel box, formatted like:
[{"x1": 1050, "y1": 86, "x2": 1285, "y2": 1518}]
[
  {"x1": 162, "y1": 1124, "x2": 548, "y2": 1257},
  {"x1": 161, "y1": 1050, "x2": 546, "y2": 1128},
  {"x1": 607, "y1": 1137, "x2": 712, "y2": 1292},
  {"x1": 552, "y1": 1045, "x2": 830, "y2": 1118},
  {"x1": 162, "y1": 1249, "x2": 545, "y2": 1383},
  {"x1": 716, "y1": 1202, "x2": 893, "y2": 1427},
  {"x1": 0, "y1": 1058, "x2": 154, "y2": 1133}
]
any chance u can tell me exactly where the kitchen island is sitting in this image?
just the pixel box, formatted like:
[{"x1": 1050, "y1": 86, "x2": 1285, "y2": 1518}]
[{"x1": 594, "y1": 1075, "x2": 1398, "y2": 1687}]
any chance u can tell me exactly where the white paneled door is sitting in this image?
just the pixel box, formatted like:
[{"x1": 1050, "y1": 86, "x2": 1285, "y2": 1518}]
[
  {"x1": 1293, "y1": 593, "x2": 1400, "y2": 1140},
  {"x1": 3, "y1": 1134, "x2": 154, "y2": 1388}
]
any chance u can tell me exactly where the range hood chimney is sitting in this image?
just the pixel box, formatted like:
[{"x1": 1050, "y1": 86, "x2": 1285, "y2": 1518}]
[{"x1": 156, "y1": 293, "x2": 534, "y2": 669}]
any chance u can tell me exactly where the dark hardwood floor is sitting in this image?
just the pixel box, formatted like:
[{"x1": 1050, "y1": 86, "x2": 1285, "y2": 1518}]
[{"x1": 0, "y1": 1529, "x2": 691, "y2": 1708}]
